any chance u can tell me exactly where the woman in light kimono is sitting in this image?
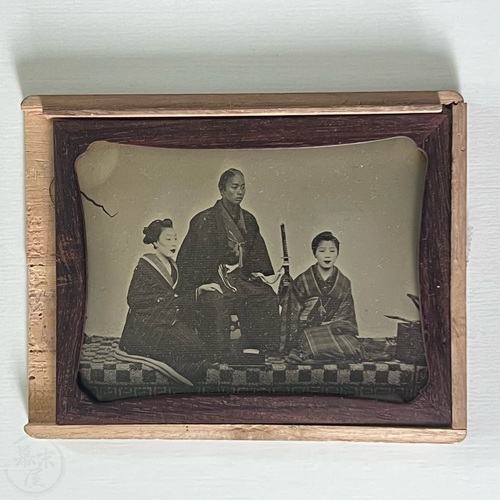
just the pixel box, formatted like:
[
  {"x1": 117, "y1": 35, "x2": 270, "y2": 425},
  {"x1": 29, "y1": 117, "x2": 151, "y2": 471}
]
[
  {"x1": 279, "y1": 231, "x2": 360, "y2": 363},
  {"x1": 116, "y1": 218, "x2": 207, "y2": 386}
]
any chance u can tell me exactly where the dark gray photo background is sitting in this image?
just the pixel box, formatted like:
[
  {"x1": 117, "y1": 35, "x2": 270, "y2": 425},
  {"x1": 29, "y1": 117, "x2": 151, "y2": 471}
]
[{"x1": 76, "y1": 137, "x2": 426, "y2": 339}]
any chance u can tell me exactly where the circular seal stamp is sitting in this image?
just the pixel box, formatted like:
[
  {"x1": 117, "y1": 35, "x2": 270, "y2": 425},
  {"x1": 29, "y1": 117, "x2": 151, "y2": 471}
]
[{"x1": 4, "y1": 436, "x2": 65, "y2": 496}]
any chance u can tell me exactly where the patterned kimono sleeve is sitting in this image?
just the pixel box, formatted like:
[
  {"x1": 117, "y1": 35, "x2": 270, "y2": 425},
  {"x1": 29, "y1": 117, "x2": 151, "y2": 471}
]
[{"x1": 330, "y1": 279, "x2": 359, "y2": 336}]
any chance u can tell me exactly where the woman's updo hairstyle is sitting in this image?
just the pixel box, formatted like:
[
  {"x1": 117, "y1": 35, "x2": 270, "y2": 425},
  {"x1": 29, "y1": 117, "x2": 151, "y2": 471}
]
[
  {"x1": 311, "y1": 231, "x2": 340, "y2": 254},
  {"x1": 143, "y1": 218, "x2": 173, "y2": 245}
]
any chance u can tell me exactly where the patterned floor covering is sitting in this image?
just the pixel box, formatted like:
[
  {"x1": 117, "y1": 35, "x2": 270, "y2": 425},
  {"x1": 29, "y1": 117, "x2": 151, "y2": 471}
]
[{"x1": 79, "y1": 335, "x2": 428, "y2": 403}]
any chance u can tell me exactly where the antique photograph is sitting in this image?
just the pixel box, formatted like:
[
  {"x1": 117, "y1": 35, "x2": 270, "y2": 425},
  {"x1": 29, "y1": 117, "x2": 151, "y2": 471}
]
[{"x1": 77, "y1": 137, "x2": 428, "y2": 403}]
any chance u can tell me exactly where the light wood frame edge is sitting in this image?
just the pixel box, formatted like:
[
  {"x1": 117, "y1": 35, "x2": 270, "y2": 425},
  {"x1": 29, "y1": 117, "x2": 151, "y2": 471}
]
[
  {"x1": 24, "y1": 424, "x2": 466, "y2": 443},
  {"x1": 26, "y1": 107, "x2": 56, "y2": 426},
  {"x1": 21, "y1": 91, "x2": 463, "y2": 117},
  {"x1": 24, "y1": 92, "x2": 466, "y2": 443},
  {"x1": 450, "y1": 102, "x2": 467, "y2": 431}
]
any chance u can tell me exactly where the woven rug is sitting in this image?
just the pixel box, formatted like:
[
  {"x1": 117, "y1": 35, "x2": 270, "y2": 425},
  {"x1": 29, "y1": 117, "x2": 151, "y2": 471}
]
[{"x1": 79, "y1": 335, "x2": 428, "y2": 403}]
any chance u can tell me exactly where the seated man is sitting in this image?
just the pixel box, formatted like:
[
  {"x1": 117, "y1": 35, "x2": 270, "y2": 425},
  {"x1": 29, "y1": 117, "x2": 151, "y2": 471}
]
[{"x1": 176, "y1": 168, "x2": 280, "y2": 360}]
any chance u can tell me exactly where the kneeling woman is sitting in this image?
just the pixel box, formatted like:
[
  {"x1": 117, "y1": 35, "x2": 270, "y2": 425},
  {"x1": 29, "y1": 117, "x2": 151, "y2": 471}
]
[
  {"x1": 280, "y1": 231, "x2": 360, "y2": 362},
  {"x1": 117, "y1": 218, "x2": 207, "y2": 387}
]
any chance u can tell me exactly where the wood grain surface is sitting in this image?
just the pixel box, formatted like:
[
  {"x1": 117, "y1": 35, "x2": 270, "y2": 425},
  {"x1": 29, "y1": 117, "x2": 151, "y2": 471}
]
[
  {"x1": 21, "y1": 91, "x2": 453, "y2": 117},
  {"x1": 24, "y1": 423, "x2": 466, "y2": 443}
]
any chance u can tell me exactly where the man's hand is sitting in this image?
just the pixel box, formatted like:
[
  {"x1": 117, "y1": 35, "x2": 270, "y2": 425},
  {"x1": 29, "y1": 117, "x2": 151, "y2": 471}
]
[{"x1": 197, "y1": 283, "x2": 223, "y2": 294}]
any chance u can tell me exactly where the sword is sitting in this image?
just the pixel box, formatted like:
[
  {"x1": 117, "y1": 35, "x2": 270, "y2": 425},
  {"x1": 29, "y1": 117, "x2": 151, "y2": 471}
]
[
  {"x1": 280, "y1": 223, "x2": 290, "y2": 275},
  {"x1": 279, "y1": 222, "x2": 292, "y2": 354}
]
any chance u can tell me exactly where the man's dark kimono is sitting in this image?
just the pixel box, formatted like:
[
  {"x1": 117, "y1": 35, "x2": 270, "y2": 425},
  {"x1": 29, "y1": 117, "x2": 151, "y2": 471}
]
[{"x1": 176, "y1": 200, "x2": 280, "y2": 355}]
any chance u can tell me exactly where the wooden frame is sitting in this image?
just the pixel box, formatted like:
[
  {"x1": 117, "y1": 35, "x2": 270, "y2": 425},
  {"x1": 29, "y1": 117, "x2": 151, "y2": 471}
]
[{"x1": 23, "y1": 92, "x2": 466, "y2": 442}]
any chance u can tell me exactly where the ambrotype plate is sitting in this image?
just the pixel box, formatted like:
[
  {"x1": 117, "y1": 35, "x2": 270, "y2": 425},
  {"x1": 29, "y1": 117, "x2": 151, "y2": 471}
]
[{"x1": 77, "y1": 138, "x2": 427, "y2": 403}]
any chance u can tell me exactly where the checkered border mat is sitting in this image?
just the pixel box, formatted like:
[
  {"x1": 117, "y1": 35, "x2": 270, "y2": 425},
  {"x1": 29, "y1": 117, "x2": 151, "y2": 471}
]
[{"x1": 79, "y1": 335, "x2": 428, "y2": 403}]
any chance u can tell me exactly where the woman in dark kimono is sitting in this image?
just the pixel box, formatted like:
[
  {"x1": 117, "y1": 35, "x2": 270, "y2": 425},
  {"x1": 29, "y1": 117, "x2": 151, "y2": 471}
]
[
  {"x1": 116, "y1": 218, "x2": 207, "y2": 387},
  {"x1": 280, "y1": 231, "x2": 360, "y2": 363}
]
